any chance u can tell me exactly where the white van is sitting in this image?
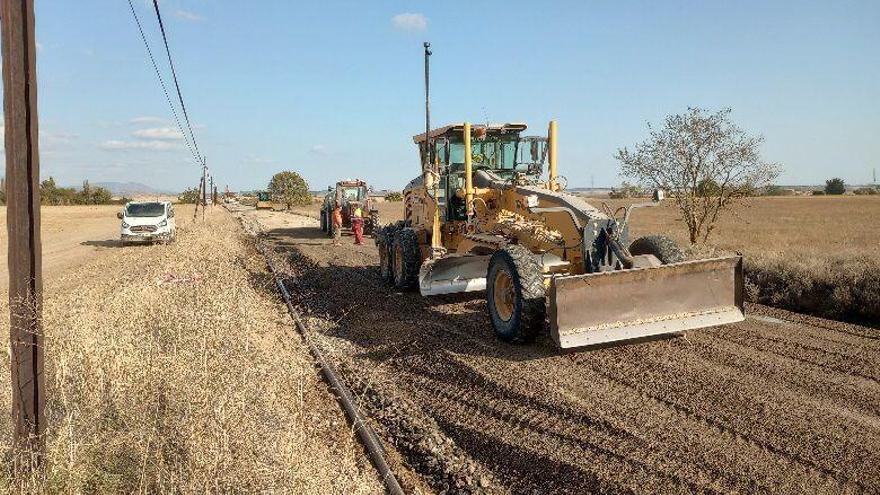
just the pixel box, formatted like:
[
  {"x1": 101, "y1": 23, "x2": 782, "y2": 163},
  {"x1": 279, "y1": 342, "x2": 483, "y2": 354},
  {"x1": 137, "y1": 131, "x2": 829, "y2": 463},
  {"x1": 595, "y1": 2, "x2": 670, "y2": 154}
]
[{"x1": 118, "y1": 201, "x2": 176, "y2": 245}]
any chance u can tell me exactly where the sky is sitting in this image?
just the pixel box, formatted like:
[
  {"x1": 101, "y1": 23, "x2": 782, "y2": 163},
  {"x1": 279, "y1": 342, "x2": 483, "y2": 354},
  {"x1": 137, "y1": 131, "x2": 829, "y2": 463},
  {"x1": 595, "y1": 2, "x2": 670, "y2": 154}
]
[{"x1": 5, "y1": 0, "x2": 879, "y2": 191}]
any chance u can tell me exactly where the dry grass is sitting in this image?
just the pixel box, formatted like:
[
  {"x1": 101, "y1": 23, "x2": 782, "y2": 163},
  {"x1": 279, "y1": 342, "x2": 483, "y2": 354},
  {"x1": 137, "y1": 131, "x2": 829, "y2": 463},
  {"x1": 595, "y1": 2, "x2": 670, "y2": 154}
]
[{"x1": 0, "y1": 208, "x2": 380, "y2": 493}]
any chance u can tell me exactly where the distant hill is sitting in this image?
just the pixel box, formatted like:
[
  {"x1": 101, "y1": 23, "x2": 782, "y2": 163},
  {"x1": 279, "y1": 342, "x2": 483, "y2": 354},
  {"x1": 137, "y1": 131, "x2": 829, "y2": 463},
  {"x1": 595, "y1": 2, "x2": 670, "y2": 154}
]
[{"x1": 93, "y1": 182, "x2": 170, "y2": 197}]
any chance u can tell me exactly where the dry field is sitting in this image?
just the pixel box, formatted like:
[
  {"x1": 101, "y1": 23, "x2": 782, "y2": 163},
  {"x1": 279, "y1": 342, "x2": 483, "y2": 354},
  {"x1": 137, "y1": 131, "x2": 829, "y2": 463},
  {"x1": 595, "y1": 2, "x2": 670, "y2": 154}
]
[
  {"x1": 0, "y1": 207, "x2": 380, "y2": 493},
  {"x1": 246, "y1": 207, "x2": 880, "y2": 494}
]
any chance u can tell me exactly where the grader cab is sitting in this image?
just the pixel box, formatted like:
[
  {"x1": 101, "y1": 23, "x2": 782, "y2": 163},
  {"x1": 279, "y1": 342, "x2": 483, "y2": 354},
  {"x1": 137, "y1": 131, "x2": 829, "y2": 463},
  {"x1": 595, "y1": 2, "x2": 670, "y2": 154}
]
[{"x1": 375, "y1": 121, "x2": 744, "y2": 349}]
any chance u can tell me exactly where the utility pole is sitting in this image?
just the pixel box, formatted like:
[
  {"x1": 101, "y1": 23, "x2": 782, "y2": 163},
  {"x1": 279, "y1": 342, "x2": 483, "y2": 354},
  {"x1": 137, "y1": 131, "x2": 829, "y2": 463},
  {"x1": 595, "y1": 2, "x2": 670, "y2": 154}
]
[
  {"x1": 2, "y1": 0, "x2": 45, "y2": 469},
  {"x1": 201, "y1": 159, "x2": 208, "y2": 207},
  {"x1": 209, "y1": 175, "x2": 214, "y2": 206}
]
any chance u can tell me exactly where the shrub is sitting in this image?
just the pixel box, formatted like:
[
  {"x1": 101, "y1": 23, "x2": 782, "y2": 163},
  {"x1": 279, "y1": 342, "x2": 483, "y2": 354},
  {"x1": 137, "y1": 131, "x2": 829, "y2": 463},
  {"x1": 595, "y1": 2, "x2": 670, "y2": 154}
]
[
  {"x1": 384, "y1": 191, "x2": 403, "y2": 202},
  {"x1": 824, "y1": 178, "x2": 845, "y2": 195},
  {"x1": 745, "y1": 254, "x2": 880, "y2": 322},
  {"x1": 608, "y1": 182, "x2": 646, "y2": 199},
  {"x1": 811, "y1": 190, "x2": 825, "y2": 196},
  {"x1": 853, "y1": 187, "x2": 878, "y2": 196},
  {"x1": 178, "y1": 187, "x2": 201, "y2": 204}
]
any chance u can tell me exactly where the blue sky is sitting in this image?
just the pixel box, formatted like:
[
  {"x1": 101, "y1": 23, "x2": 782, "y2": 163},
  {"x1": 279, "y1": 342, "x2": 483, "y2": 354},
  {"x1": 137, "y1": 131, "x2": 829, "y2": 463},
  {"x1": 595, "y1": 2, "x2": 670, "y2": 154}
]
[{"x1": 14, "y1": 0, "x2": 880, "y2": 191}]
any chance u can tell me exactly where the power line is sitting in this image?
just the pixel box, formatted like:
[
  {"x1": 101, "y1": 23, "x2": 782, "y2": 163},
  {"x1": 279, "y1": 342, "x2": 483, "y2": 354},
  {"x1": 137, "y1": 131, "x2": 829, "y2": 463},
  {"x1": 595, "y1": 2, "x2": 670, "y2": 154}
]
[
  {"x1": 125, "y1": 0, "x2": 201, "y2": 167},
  {"x1": 150, "y1": 0, "x2": 202, "y2": 163}
]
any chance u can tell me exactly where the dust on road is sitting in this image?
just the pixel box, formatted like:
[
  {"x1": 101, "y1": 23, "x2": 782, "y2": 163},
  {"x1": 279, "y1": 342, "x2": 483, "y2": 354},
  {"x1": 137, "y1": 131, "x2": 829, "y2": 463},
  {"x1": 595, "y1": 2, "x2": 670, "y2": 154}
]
[{"x1": 246, "y1": 208, "x2": 880, "y2": 495}]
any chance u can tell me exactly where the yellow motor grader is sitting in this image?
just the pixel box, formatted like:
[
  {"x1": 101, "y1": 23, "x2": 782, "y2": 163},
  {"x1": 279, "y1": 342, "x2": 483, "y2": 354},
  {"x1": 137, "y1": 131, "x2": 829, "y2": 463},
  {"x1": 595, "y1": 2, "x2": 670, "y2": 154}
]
[{"x1": 375, "y1": 120, "x2": 744, "y2": 349}]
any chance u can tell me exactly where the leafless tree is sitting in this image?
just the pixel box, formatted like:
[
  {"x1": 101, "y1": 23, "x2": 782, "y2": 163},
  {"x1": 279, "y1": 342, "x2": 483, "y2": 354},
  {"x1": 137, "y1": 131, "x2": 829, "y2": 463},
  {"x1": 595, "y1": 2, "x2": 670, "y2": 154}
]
[{"x1": 616, "y1": 107, "x2": 780, "y2": 244}]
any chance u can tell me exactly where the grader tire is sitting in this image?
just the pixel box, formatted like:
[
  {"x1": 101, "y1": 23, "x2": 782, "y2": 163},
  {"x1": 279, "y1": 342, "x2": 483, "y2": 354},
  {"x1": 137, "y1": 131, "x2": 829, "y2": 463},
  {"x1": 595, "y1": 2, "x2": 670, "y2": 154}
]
[
  {"x1": 487, "y1": 245, "x2": 546, "y2": 344},
  {"x1": 629, "y1": 235, "x2": 685, "y2": 264},
  {"x1": 376, "y1": 225, "x2": 395, "y2": 285},
  {"x1": 392, "y1": 228, "x2": 420, "y2": 290}
]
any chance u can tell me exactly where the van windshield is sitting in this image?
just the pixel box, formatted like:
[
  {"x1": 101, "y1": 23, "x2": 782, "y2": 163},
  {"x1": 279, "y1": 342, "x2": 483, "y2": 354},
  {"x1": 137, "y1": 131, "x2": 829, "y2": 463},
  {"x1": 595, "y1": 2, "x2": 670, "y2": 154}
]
[{"x1": 126, "y1": 203, "x2": 165, "y2": 217}]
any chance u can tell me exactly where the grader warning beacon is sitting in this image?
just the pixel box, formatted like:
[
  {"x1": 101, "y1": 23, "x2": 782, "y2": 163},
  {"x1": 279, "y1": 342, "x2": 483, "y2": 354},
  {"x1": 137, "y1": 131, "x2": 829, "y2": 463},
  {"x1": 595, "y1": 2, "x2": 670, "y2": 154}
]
[{"x1": 375, "y1": 43, "x2": 744, "y2": 349}]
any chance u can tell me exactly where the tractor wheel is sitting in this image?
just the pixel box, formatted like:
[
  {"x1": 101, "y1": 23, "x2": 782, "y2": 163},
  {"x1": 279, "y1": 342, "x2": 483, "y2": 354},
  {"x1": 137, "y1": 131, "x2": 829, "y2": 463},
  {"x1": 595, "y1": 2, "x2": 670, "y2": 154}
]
[
  {"x1": 376, "y1": 225, "x2": 395, "y2": 285},
  {"x1": 392, "y1": 228, "x2": 421, "y2": 290},
  {"x1": 368, "y1": 211, "x2": 380, "y2": 237},
  {"x1": 319, "y1": 210, "x2": 327, "y2": 232},
  {"x1": 486, "y1": 245, "x2": 546, "y2": 344},
  {"x1": 629, "y1": 235, "x2": 685, "y2": 264}
]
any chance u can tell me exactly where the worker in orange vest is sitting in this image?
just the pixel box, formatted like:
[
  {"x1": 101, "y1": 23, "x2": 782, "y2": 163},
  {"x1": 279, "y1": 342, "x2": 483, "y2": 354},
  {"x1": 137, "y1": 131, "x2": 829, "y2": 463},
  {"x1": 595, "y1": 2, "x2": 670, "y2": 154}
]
[
  {"x1": 351, "y1": 206, "x2": 365, "y2": 245},
  {"x1": 331, "y1": 202, "x2": 343, "y2": 246}
]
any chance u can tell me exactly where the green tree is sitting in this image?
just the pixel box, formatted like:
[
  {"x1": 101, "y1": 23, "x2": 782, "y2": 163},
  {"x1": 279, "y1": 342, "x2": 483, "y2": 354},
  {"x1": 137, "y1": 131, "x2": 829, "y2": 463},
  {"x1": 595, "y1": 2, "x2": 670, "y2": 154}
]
[
  {"x1": 616, "y1": 107, "x2": 780, "y2": 244},
  {"x1": 824, "y1": 178, "x2": 846, "y2": 195},
  {"x1": 384, "y1": 191, "x2": 403, "y2": 202},
  {"x1": 268, "y1": 171, "x2": 310, "y2": 209}
]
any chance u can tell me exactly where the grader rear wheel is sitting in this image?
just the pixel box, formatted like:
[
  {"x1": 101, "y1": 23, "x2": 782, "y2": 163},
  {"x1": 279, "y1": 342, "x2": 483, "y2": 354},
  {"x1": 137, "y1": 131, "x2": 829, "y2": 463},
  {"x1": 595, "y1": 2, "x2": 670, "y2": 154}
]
[
  {"x1": 486, "y1": 245, "x2": 546, "y2": 344},
  {"x1": 392, "y1": 228, "x2": 420, "y2": 290},
  {"x1": 376, "y1": 226, "x2": 395, "y2": 284}
]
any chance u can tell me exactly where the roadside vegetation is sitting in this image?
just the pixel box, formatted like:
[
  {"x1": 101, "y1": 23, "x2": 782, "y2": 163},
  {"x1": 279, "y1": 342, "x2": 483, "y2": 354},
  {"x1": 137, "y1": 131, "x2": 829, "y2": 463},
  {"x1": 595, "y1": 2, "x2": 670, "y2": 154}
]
[
  {"x1": 615, "y1": 107, "x2": 878, "y2": 325},
  {"x1": 3, "y1": 178, "x2": 117, "y2": 205},
  {"x1": 0, "y1": 210, "x2": 379, "y2": 493}
]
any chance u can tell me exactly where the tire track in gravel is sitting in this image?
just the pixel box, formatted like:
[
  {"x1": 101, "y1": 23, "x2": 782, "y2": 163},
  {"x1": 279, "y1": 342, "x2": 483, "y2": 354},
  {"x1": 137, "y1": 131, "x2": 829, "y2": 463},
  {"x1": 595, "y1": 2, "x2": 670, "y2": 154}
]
[
  {"x1": 566, "y1": 340, "x2": 877, "y2": 490},
  {"x1": 249, "y1": 210, "x2": 880, "y2": 495}
]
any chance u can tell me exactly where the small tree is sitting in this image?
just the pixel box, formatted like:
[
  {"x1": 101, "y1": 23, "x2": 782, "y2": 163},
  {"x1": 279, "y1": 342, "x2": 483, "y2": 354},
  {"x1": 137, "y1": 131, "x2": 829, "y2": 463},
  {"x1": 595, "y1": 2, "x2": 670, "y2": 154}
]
[
  {"x1": 616, "y1": 107, "x2": 780, "y2": 244},
  {"x1": 384, "y1": 191, "x2": 403, "y2": 202},
  {"x1": 824, "y1": 178, "x2": 845, "y2": 195},
  {"x1": 268, "y1": 171, "x2": 310, "y2": 209}
]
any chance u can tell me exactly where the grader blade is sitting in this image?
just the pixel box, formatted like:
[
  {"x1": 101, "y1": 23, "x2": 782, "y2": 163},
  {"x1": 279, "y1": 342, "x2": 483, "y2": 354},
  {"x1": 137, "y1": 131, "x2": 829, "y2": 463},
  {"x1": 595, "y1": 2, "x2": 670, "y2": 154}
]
[{"x1": 550, "y1": 257, "x2": 743, "y2": 349}]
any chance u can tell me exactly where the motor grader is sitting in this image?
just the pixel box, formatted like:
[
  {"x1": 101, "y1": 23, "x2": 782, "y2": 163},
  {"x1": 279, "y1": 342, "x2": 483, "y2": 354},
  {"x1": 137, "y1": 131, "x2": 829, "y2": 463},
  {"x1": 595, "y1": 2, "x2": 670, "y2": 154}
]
[{"x1": 376, "y1": 121, "x2": 744, "y2": 348}]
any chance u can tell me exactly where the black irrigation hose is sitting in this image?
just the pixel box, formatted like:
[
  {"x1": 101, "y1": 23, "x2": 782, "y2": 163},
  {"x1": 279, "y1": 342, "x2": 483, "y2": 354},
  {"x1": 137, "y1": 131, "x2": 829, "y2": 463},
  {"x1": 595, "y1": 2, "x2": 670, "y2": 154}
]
[{"x1": 255, "y1": 241, "x2": 405, "y2": 495}]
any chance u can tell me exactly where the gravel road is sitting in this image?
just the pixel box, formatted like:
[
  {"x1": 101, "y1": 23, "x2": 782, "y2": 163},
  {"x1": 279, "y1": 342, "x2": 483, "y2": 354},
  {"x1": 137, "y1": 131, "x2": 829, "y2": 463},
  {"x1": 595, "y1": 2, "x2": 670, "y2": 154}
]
[{"x1": 249, "y1": 208, "x2": 880, "y2": 495}]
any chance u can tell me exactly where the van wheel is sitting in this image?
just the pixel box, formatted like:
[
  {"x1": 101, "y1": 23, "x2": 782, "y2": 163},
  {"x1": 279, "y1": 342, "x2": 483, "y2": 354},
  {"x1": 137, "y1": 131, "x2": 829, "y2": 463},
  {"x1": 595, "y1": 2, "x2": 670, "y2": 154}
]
[
  {"x1": 487, "y1": 245, "x2": 546, "y2": 344},
  {"x1": 392, "y1": 228, "x2": 420, "y2": 290}
]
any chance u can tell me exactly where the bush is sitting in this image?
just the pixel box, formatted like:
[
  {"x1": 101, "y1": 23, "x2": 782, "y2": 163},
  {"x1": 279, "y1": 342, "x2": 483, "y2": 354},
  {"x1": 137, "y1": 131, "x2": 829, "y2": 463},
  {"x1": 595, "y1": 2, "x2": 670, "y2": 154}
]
[
  {"x1": 824, "y1": 178, "x2": 846, "y2": 195},
  {"x1": 745, "y1": 255, "x2": 880, "y2": 322},
  {"x1": 853, "y1": 187, "x2": 878, "y2": 196},
  {"x1": 811, "y1": 190, "x2": 825, "y2": 196},
  {"x1": 608, "y1": 182, "x2": 646, "y2": 199},
  {"x1": 40, "y1": 177, "x2": 114, "y2": 205},
  {"x1": 762, "y1": 185, "x2": 790, "y2": 196},
  {"x1": 384, "y1": 191, "x2": 403, "y2": 202},
  {"x1": 178, "y1": 187, "x2": 202, "y2": 204}
]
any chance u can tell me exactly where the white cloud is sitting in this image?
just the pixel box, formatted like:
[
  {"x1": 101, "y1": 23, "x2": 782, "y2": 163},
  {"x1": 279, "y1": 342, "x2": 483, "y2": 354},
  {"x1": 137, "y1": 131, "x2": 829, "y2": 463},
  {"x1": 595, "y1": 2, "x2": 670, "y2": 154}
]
[
  {"x1": 174, "y1": 9, "x2": 204, "y2": 22},
  {"x1": 309, "y1": 144, "x2": 328, "y2": 155},
  {"x1": 392, "y1": 13, "x2": 427, "y2": 32},
  {"x1": 100, "y1": 140, "x2": 179, "y2": 151},
  {"x1": 129, "y1": 116, "x2": 167, "y2": 125},
  {"x1": 132, "y1": 127, "x2": 184, "y2": 140},
  {"x1": 36, "y1": 41, "x2": 44, "y2": 52}
]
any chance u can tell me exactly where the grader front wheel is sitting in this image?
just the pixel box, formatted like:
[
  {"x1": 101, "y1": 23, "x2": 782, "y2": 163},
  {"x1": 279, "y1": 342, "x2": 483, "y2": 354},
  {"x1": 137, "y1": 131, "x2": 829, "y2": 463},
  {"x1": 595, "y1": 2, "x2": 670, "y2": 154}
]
[{"x1": 486, "y1": 245, "x2": 546, "y2": 344}]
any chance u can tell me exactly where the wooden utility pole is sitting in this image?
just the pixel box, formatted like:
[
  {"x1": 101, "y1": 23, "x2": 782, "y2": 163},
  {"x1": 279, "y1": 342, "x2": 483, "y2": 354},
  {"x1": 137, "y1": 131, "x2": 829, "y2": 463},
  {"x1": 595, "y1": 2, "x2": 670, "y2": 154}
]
[
  {"x1": 209, "y1": 175, "x2": 214, "y2": 206},
  {"x1": 2, "y1": 0, "x2": 45, "y2": 467}
]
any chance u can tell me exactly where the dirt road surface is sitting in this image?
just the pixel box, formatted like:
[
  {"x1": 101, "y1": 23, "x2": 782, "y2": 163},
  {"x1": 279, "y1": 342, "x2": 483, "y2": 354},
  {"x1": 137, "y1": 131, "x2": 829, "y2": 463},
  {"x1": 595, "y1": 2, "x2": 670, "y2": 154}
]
[{"x1": 245, "y1": 207, "x2": 880, "y2": 494}]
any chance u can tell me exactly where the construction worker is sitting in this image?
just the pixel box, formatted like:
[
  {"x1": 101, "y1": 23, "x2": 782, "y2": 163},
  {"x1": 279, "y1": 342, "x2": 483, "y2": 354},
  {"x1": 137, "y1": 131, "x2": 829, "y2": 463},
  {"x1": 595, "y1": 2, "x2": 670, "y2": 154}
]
[
  {"x1": 331, "y1": 201, "x2": 343, "y2": 245},
  {"x1": 352, "y1": 205, "x2": 365, "y2": 245}
]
